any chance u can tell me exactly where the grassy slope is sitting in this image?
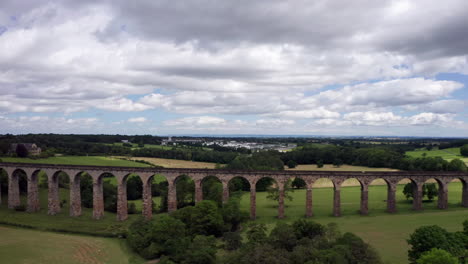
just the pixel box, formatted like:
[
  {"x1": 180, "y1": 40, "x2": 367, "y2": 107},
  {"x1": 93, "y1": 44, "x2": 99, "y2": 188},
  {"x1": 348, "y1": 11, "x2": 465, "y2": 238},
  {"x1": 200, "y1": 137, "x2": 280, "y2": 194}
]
[
  {"x1": 240, "y1": 182, "x2": 466, "y2": 264},
  {"x1": 0, "y1": 226, "x2": 144, "y2": 264},
  {"x1": 406, "y1": 147, "x2": 468, "y2": 164},
  {"x1": 0, "y1": 156, "x2": 150, "y2": 167}
]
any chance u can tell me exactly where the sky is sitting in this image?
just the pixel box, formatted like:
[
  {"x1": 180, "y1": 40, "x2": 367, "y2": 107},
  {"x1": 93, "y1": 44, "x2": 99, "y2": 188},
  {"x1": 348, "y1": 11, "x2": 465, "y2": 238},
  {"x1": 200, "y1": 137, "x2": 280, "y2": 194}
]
[{"x1": 0, "y1": 0, "x2": 467, "y2": 137}]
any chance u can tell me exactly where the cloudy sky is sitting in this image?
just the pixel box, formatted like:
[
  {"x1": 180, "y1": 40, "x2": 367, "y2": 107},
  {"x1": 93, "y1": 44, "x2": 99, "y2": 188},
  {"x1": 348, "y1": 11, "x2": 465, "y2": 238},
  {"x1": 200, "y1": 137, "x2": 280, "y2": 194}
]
[{"x1": 1, "y1": 0, "x2": 467, "y2": 136}]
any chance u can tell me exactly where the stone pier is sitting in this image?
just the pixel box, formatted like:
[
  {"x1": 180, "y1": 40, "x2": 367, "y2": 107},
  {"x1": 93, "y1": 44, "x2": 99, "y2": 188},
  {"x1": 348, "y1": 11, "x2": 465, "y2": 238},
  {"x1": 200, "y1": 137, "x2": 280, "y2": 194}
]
[
  {"x1": 69, "y1": 173, "x2": 82, "y2": 217},
  {"x1": 117, "y1": 181, "x2": 128, "y2": 221},
  {"x1": 48, "y1": 173, "x2": 61, "y2": 215},
  {"x1": 92, "y1": 176, "x2": 104, "y2": 220},
  {"x1": 27, "y1": 171, "x2": 40, "y2": 212}
]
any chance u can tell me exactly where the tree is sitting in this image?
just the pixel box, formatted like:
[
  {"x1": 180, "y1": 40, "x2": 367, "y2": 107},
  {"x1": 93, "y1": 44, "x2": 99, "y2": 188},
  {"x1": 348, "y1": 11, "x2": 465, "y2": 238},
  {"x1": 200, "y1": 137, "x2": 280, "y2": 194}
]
[
  {"x1": 291, "y1": 177, "x2": 306, "y2": 189},
  {"x1": 16, "y1": 144, "x2": 28, "y2": 157},
  {"x1": 407, "y1": 225, "x2": 465, "y2": 263},
  {"x1": 402, "y1": 183, "x2": 439, "y2": 201},
  {"x1": 333, "y1": 158, "x2": 343, "y2": 167},
  {"x1": 287, "y1": 160, "x2": 297, "y2": 168},
  {"x1": 126, "y1": 175, "x2": 143, "y2": 200},
  {"x1": 177, "y1": 235, "x2": 217, "y2": 264},
  {"x1": 461, "y1": 144, "x2": 468, "y2": 157},
  {"x1": 337, "y1": 232, "x2": 383, "y2": 264},
  {"x1": 266, "y1": 180, "x2": 294, "y2": 203},
  {"x1": 425, "y1": 183, "x2": 438, "y2": 201},
  {"x1": 316, "y1": 159, "x2": 324, "y2": 168},
  {"x1": 269, "y1": 222, "x2": 298, "y2": 251},
  {"x1": 416, "y1": 248, "x2": 458, "y2": 264},
  {"x1": 448, "y1": 159, "x2": 467, "y2": 172},
  {"x1": 127, "y1": 215, "x2": 188, "y2": 260},
  {"x1": 172, "y1": 200, "x2": 224, "y2": 237}
]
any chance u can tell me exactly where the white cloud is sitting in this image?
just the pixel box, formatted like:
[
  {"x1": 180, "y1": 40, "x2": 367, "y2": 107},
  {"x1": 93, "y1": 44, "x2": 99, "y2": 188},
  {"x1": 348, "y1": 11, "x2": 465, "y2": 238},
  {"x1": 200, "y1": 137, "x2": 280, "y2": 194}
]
[{"x1": 128, "y1": 117, "x2": 148, "y2": 123}]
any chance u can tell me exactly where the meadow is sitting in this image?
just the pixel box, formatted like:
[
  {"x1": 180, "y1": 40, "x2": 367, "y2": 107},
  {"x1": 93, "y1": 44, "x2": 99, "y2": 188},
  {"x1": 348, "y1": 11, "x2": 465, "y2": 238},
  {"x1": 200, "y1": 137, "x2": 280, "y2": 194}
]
[
  {"x1": 0, "y1": 226, "x2": 144, "y2": 264},
  {"x1": 406, "y1": 147, "x2": 468, "y2": 164},
  {"x1": 1, "y1": 181, "x2": 466, "y2": 263}
]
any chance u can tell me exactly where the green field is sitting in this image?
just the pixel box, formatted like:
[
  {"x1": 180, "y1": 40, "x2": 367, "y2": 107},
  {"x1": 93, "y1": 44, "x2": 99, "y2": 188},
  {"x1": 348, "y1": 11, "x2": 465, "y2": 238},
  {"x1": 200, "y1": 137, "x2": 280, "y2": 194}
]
[
  {"x1": 239, "y1": 182, "x2": 467, "y2": 264},
  {"x1": 1, "y1": 182, "x2": 466, "y2": 263},
  {"x1": 406, "y1": 147, "x2": 468, "y2": 164},
  {"x1": 0, "y1": 226, "x2": 144, "y2": 264},
  {"x1": 0, "y1": 156, "x2": 150, "y2": 167}
]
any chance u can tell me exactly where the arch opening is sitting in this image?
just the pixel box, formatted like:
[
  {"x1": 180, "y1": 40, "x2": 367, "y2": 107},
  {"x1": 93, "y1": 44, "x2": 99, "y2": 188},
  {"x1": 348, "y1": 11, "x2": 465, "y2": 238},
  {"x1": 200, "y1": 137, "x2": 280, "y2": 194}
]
[
  {"x1": 447, "y1": 178, "x2": 466, "y2": 208},
  {"x1": 148, "y1": 174, "x2": 168, "y2": 214},
  {"x1": 0, "y1": 168, "x2": 8, "y2": 206},
  {"x1": 368, "y1": 178, "x2": 391, "y2": 214},
  {"x1": 396, "y1": 178, "x2": 418, "y2": 212},
  {"x1": 201, "y1": 175, "x2": 222, "y2": 207},
  {"x1": 311, "y1": 178, "x2": 334, "y2": 216},
  {"x1": 254, "y1": 176, "x2": 279, "y2": 219},
  {"x1": 340, "y1": 178, "x2": 363, "y2": 215},
  {"x1": 174, "y1": 174, "x2": 195, "y2": 209}
]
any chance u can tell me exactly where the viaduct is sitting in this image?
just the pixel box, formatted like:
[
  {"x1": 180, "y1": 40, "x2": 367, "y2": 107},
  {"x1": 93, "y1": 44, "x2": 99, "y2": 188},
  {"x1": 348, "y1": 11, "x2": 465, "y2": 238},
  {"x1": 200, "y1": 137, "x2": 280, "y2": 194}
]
[{"x1": 0, "y1": 162, "x2": 467, "y2": 221}]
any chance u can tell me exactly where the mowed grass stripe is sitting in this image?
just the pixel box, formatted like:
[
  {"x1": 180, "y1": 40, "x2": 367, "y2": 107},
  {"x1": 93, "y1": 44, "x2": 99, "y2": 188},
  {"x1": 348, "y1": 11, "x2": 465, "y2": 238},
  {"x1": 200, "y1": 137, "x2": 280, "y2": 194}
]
[{"x1": 0, "y1": 226, "x2": 143, "y2": 264}]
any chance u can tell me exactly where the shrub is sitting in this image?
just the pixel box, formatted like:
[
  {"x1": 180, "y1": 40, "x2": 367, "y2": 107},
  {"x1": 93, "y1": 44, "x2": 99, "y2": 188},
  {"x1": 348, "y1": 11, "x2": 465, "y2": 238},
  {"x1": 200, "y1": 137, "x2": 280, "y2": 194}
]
[
  {"x1": 416, "y1": 248, "x2": 459, "y2": 264},
  {"x1": 128, "y1": 202, "x2": 137, "y2": 214},
  {"x1": 223, "y1": 232, "x2": 242, "y2": 250},
  {"x1": 14, "y1": 204, "x2": 26, "y2": 211}
]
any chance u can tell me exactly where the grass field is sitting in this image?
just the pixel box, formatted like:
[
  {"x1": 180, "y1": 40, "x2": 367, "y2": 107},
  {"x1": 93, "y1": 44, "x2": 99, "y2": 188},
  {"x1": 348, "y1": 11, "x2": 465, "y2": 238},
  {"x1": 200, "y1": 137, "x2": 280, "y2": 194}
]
[
  {"x1": 0, "y1": 226, "x2": 144, "y2": 264},
  {"x1": 0, "y1": 182, "x2": 466, "y2": 263},
  {"x1": 239, "y1": 182, "x2": 467, "y2": 263},
  {"x1": 0, "y1": 156, "x2": 150, "y2": 167},
  {"x1": 406, "y1": 147, "x2": 468, "y2": 164}
]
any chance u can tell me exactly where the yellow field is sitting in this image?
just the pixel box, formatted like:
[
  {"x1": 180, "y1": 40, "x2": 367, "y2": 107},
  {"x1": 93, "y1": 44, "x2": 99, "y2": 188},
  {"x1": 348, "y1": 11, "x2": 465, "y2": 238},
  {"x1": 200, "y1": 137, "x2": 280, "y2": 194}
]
[
  {"x1": 123, "y1": 157, "x2": 219, "y2": 169},
  {"x1": 286, "y1": 164, "x2": 399, "y2": 172}
]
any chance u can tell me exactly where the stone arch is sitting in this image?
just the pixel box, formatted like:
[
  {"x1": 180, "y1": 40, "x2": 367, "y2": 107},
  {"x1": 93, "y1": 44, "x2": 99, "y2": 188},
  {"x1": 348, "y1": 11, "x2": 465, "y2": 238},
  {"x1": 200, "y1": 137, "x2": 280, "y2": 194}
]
[
  {"x1": 173, "y1": 174, "x2": 195, "y2": 209},
  {"x1": 8, "y1": 168, "x2": 27, "y2": 209},
  {"x1": 339, "y1": 177, "x2": 365, "y2": 215},
  {"x1": 396, "y1": 178, "x2": 421, "y2": 211},
  {"x1": 200, "y1": 175, "x2": 223, "y2": 206},
  {"x1": 367, "y1": 178, "x2": 392, "y2": 214},
  {"x1": 311, "y1": 177, "x2": 335, "y2": 217},
  {"x1": 228, "y1": 176, "x2": 251, "y2": 194},
  {"x1": 448, "y1": 177, "x2": 468, "y2": 207},
  {"x1": 148, "y1": 173, "x2": 169, "y2": 214},
  {"x1": 47, "y1": 170, "x2": 71, "y2": 215},
  {"x1": 253, "y1": 176, "x2": 280, "y2": 219},
  {"x1": 25, "y1": 169, "x2": 45, "y2": 213},
  {"x1": 422, "y1": 177, "x2": 447, "y2": 210}
]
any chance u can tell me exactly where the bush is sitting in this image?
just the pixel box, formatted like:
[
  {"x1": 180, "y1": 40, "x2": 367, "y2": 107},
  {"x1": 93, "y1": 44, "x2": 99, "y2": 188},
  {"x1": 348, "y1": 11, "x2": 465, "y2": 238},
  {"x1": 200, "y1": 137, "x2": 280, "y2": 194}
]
[
  {"x1": 417, "y1": 248, "x2": 459, "y2": 264},
  {"x1": 223, "y1": 232, "x2": 242, "y2": 250},
  {"x1": 128, "y1": 202, "x2": 137, "y2": 214},
  {"x1": 14, "y1": 204, "x2": 26, "y2": 211}
]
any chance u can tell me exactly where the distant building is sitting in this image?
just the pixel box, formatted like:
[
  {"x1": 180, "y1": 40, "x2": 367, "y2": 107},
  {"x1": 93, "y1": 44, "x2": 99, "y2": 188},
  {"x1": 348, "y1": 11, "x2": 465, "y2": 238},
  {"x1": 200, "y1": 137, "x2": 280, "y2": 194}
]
[
  {"x1": 10, "y1": 143, "x2": 42, "y2": 156},
  {"x1": 121, "y1": 140, "x2": 130, "y2": 143}
]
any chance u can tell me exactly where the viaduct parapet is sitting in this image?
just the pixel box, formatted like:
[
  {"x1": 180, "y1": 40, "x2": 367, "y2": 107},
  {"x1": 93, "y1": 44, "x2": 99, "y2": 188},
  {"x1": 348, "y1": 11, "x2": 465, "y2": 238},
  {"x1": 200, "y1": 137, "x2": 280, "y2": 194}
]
[{"x1": 1, "y1": 162, "x2": 467, "y2": 221}]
